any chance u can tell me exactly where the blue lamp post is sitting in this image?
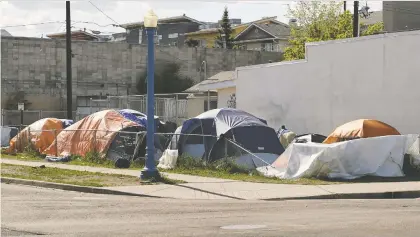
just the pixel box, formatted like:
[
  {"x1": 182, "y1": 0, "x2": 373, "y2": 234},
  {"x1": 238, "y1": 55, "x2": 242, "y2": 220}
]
[{"x1": 140, "y1": 10, "x2": 160, "y2": 180}]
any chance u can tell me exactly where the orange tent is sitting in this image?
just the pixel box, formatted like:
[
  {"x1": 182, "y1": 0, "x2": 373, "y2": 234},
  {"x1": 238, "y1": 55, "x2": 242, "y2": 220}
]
[
  {"x1": 8, "y1": 118, "x2": 64, "y2": 154},
  {"x1": 323, "y1": 119, "x2": 400, "y2": 144},
  {"x1": 43, "y1": 110, "x2": 139, "y2": 157}
]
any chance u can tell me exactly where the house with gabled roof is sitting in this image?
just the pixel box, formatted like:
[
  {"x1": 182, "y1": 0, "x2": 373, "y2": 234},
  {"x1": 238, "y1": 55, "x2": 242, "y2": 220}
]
[
  {"x1": 234, "y1": 22, "x2": 290, "y2": 52},
  {"x1": 46, "y1": 30, "x2": 102, "y2": 41},
  {"x1": 184, "y1": 16, "x2": 288, "y2": 49}
]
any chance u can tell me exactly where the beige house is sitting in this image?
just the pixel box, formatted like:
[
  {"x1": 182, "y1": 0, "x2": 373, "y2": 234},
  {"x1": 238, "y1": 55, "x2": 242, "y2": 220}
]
[{"x1": 185, "y1": 71, "x2": 236, "y2": 117}]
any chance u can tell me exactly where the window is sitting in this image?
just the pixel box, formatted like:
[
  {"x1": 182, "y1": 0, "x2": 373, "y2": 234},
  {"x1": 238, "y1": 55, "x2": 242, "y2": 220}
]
[
  {"x1": 238, "y1": 44, "x2": 246, "y2": 50},
  {"x1": 168, "y1": 33, "x2": 179, "y2": 39},
  {"x1": 200, "y1": 40, "x2": 207, "y2": 47},
  {"x1": 154, "y1": 35, "x2": 162, "y2": 45},
  {"x1": 261, "y1": 43, "x2": 274, "y2": 52},
  {"x1": 204, "y1": 100, "x2": 217, "y2": 111},
  {"x1": 213, "y1": 41, "x2": 219, "y2": 48}
]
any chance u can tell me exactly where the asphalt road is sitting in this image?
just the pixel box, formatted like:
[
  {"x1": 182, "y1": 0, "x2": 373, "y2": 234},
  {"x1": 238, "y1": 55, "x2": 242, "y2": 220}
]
[{"x1": 2, "y1": 184, "x2": 420, "y2": 237}]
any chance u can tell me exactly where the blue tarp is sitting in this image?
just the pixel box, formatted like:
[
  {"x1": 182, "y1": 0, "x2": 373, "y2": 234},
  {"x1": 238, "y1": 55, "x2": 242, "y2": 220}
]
[
  {"x1": 60, "y1": 119, "x2": 74, "y2": 128},
  {"x1": 118, "y1": 110, "x2": 147, "y2": 127}
]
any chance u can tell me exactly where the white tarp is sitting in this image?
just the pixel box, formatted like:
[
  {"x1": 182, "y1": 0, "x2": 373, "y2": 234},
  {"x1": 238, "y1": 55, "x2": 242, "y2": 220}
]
[
  {"x1": 158, "y1": 149, "x2": 179, "y2": 169},
  {"x1": 257, "y1": 135, "x2": 420, "y2": 179}
]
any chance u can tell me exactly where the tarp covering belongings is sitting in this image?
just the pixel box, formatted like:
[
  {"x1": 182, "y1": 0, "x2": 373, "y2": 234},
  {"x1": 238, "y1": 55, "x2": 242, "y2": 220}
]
[
  {"x1": 159, "y1": 108, "x2": 284, "y2": 169},
  {"x1": 293, "y1": 134, "x2": 327, "y2": 144},
  {"x1": 1, "y1": 126, "x2": 13, "y2": 147},
  {"x1": 8, "y1": 118, "x2": 64, "y2": 153},
  {"x1": 118, "y1": 109, "x2": 177, "y2": 134},
  {"x1": 43, "y1": 110, "x2": 140, "y2": 158},
  {"x1": 59, "y1": 119, "x2": 74, "y2": 128},
  {"x1": 257, "y1": 135, "x2": 419, "y2": 179},
  {"x1": 323, "y1": 119, "x2": 400, "y2": 144}
]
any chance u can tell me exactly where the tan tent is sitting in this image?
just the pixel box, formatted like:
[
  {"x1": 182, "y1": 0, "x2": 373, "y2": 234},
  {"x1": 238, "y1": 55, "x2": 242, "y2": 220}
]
[
  {"x1": 8, "y1": 118, "x2": 63, "y2": 154},
  {"x1": 43, "y1": 110, "x2": 139, "y2": 157},
  {"x1": 323, "y1": 119, "x2": 400, "y2": 144}
]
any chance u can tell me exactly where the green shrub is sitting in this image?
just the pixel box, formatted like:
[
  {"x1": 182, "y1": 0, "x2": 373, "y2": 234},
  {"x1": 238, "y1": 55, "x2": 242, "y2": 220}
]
[
  {"x1": 176, "y1": 155, "x2": 206, "y2": 169},
  {"x1": 84, "y1": 151, "x2": 112, "y2": 165},
  {"x1": 212, "y1": 158, "x2": 249, "y2": 174},
  {"x1": 175, "y1": 155, "x2": 251, "y2": 175}
]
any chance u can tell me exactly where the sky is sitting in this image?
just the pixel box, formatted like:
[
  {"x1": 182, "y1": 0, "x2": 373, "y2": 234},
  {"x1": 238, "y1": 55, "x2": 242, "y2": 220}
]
[{"x1": 0, "y1": 0, "x2": 383, "y2": 38}]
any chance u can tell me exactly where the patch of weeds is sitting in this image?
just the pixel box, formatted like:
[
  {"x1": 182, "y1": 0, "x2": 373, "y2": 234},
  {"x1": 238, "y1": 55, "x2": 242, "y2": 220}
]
[
  {"x1": 211, "y1": 158, "x2": 250, "y2": 174},
  {"x1": 130, "y1": 158, "x2": 145, "y2": 169},
  {"x1": 176, "y1": 155, "x2": 207, "y2": 170},
  {"x1": 1, "y1": 163, "x2": 141, "y2": 187}
]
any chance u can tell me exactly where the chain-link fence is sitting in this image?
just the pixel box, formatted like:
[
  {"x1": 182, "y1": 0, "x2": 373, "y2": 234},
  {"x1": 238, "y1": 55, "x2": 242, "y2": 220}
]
[
  {"x1": 1, "y1": 110, "x2": 79, "y2": 126},
  {"x1": 2, "y1": 94, "x2": 190, "y2": 127},
  {"x1": 75, "y1": 95, "x2": 189, "y2": 125},
  {"x1": 108, "y1": 95, "x2": 188, "y2": 124},
  {"x1": 2, "y1": 127, "x2": 269, "y2": 171}
]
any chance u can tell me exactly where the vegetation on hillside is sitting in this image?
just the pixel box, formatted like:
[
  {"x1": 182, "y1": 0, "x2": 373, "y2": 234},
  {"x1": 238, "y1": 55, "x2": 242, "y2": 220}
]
[{"x1": 284, "y1": 1, "x2": 384, "y2": 60}]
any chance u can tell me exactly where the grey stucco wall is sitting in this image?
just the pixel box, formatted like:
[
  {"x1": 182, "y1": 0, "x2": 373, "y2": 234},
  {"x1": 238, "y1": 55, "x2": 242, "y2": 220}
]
[
  {"x1": 1, "y1": 36, "x2": 281, "y2": 110},
  {"x1": 236, "y1": 30, "x2": 420, "y2": 135}
]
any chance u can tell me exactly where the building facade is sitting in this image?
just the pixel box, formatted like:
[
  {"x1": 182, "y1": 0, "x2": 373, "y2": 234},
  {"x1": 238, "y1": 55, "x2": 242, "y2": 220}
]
[
  {"x1": 383, "y1": 1, "x2": 420, "y2": 33},
  {"x1": 122, "y1": 15, "x2": 203, "y2": 46},
  {"x1": 235, "y1": 30, "x2": 420, "y2": 135},
  {"x1": 184, "y1": 17, "x2": 284, "y2": 49},
  {"x1": 234, "y1": 23, "x2": 290, "y2": 52}
]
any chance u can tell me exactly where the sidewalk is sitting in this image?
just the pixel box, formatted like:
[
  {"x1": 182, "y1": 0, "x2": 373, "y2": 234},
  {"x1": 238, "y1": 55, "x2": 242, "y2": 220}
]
[{"x1": 2, "y1": 158, "x2": 420, "y2": 200}]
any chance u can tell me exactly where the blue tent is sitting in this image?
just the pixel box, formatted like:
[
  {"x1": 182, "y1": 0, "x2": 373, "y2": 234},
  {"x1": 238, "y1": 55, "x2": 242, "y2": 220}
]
[
  {"x1": 118, "y1": 110, "x2": 148, "y2": 128},
  {"x1": 59, "y1": 119, "x2": 74, "y2": 128},
  {"x1": 167, "y1": 108, "x2": 284, "y2": 169}
]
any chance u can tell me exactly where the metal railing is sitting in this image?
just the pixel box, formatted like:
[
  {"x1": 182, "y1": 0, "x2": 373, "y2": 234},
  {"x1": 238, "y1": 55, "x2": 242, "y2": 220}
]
[
  {"x1": 1, "y1": 110, "x2": 80, "y2": 126},
  {"x1": 2, "y1": 128, "x2": 262, "y2": 166}
]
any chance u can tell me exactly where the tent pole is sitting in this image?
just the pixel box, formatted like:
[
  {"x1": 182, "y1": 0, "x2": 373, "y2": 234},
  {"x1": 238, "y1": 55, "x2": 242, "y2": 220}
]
[{"x1": 207, "y1": 90, "x2": 210, "y2": 111}]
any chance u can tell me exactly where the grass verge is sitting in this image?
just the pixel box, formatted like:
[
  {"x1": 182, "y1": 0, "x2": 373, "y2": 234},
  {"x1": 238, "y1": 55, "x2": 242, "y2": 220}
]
[
  {"x1": 1, "y1": 152, "x2": 334, "y2": 185},
  {"x1": 3, "y1": 152, "x2": 418, "y2": 185},
  {"x1": 1, "y1": 163, "x2": 183, "y2": 187}
]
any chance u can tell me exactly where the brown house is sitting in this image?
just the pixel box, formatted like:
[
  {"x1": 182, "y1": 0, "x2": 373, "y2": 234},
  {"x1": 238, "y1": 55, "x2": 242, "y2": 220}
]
[{"x1": 234, "y1": 22, "x2": 290, "y2": 52}]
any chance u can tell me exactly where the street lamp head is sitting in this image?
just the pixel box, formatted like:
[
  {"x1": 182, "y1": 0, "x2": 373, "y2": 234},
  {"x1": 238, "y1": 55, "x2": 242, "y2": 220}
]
[{"x1": 144, "y1": 9, "x2": 158, "y2": 28}]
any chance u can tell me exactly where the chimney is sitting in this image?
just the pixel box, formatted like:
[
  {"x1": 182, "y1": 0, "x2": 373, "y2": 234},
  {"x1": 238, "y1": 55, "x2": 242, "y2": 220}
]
[{"x1": 289, "y1": 18, "x2": 297, "y2": 28}]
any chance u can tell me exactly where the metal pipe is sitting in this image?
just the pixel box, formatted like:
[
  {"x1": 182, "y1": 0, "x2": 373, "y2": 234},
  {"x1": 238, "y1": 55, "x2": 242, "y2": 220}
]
[
  {"x1": 140, "y1": 27, "x2": 159, "y2": 179},
  {"x1": 353, "y1": 1, "x2": 359, "y2": 37}
]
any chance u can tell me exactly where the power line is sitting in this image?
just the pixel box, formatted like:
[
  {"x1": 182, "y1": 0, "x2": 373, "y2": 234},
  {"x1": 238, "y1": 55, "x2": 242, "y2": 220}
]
[
  {"x1": 1, "y1": 20, "x2": 122, "y2": 29},
  {"x1": 72, "y1": 21, "x2": 120, "y2": 28},
  {"x1": 88, "y1": 1, "x2": 120, "y2": 25},
  {"x1": 1, "y1": 21, "x2": 65, "y2": 28}
]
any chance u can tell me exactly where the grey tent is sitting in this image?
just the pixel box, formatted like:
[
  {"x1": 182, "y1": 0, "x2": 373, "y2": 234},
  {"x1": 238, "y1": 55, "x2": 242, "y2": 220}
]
[{"x1": 166, "y1": 108, "x2": 284, "y2": 169}]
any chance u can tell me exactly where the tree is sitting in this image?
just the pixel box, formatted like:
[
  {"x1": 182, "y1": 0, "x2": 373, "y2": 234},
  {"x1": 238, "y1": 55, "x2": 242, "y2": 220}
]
[
  {"x1": 215, "y1": 7, "x2": 235, "y2": 49},
  {"x1": 283, "y1": 1, "x2": 384, "y2": 61},
  {"x1": 136, "y1": 62, "x2": 194, "y2": 94},
  {"x1": 184, "y1": 38, "x2": 199, "y2": 47}
]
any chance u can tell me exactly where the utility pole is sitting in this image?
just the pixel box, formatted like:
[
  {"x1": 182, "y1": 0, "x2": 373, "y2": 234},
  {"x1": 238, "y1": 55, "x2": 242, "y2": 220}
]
[
  {"x1": 344, "y1": 1, "x2": 347, "y2": 11},
  {"x1": 353, "y1": 1, "x2": 359, "y2": 37},
  {"x1": 66, "y1": 1, "x2": 73, "y2": 119}
]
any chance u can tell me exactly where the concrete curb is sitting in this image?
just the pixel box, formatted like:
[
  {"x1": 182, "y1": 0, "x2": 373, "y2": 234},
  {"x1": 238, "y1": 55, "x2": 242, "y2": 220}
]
[
  {"x1": 1, "y1": 177, "x2": 162, "y2": 199},
  {"x1": 263, "y1": 190, "x2": 420, "y2": 201}
]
